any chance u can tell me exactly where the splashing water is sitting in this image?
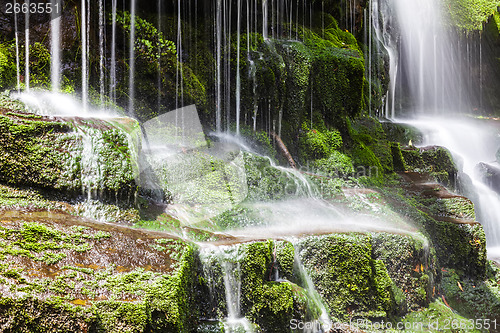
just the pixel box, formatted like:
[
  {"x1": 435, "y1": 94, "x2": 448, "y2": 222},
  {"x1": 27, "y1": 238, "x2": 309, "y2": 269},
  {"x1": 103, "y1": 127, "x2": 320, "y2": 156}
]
[{"x1": 401, "y1": 117, "x2": 500, "y2": 255}]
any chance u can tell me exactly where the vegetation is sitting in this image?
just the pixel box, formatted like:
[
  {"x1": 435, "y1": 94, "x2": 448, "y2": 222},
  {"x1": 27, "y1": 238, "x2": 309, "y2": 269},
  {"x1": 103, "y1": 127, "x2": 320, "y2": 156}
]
[{"x1": 0, "y1": 1, "x2": 499, "y2": 332}]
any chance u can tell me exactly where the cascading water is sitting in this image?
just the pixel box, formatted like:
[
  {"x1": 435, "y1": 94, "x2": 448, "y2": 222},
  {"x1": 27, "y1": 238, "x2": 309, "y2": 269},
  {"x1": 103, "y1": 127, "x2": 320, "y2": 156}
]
[
  {"x1": 14, "y1": 10, "x2": 20, "y2": 93},
  {"x1": 98, "y1": 0, "x2": 105, "y2": 105},
  {"x1": 371, "y1": 0, "x2": 398, "y2": 118},
  {"x1": 110, "y1": 0, "x2": 117, "y2": 104},
  {"x1": 51, "y1": 0, "x2": 61, "y2": 92},
  {"x1": 375, "y1": 0, "x2": 500, "y2": 254},
  {"x1": 199, "y1": 245, "x2": 255, "y2": 333},
  {"x1": 24, "y1": 0, "x2": 30, "y2": 92},
  {"x1": 81, "y1": 0, "x2": 88, "y2": 111},
  {"x1": 128, "y1": 0, "x2": 137, "y2": 115}
]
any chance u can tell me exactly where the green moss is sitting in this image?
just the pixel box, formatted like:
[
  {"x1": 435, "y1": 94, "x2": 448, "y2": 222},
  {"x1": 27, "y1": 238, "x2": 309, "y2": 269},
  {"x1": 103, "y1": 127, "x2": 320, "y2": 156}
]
[
  {"x1": 275, "y1": 241, "x2": 295, "y2": 280},
  {"x1": 0, "y1": 222, "x2": 110, "y2": 265},
  {"x1": 378, "y1": 187, "x2": 487, "y2": 278},
  {"x1": 348, "y1": 117, "x2": 394, "y2": 175},
  {"x1": 440, "y1": 262, "x2": 500, "y2": 321},
  {"x1": 372, "y1": 233, "x2": 438, "y2": 313},
  {"x1": 299, "y1": 122, "x2": 343, "y2": 161},
  {"x1": 399, "y1": 299, "x2": 482, "y2": 332},
  {"x1": 239, "y1": 241, "x2": 298, "y2": 332},
  {"x1": 445, "y1": 0, "x2": 500, "y2": 31},
  {"x1": 311, "y1": 151, "x2": 355, "y2": 177},
  {"x1": 381, "y1": 122, "x2": 423, "y2": 146},
  {"x1": 401, "y1": 148, "x2": 427, "y2": 171},
  {"x1": 0, "y1": 43, "x2": 16, "y2": 89},
  {"x1": 297, "y1": 234, "x2": 396, "y2": 321},
  {"x1": 0, "y1": 230, "x2": 197, "y2": 332},
  {"x1": 390, "y1": 142, "x2": 407, "y2": 172},
  {"x1": 0, "y1": 112, "x2": 139, "y2": 200},
  {"x1": 420, "y1": 147, "x2": 458, "y2": 187},
  {"x1": 243, "y1": 153, "x2": 304, "y2": 201}
]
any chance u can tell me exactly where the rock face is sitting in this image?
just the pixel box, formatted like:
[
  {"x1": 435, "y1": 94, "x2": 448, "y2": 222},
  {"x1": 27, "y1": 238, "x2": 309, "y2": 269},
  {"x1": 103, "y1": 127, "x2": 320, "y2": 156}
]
[
  {"x1": 0, "y1": 109, "x2": 140, "y2": 201},
  {"x1": 0, "y1": 210, "x2": 196, "y2": 332},
  {"x1": 476, "y1": 162, "x2": 500, "y2": 194}
]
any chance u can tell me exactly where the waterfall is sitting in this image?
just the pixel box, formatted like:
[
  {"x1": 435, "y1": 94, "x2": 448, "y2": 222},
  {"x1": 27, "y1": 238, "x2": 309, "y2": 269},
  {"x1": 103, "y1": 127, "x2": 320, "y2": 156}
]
[
  {"x1": 235, "y1": 0, "x2": 241, "y2": 136},
  {"x1": 110, "y1": 0, "x2": 117, "y2": 104},
  {"x1": 215, "y1": 0, "x2": 222, "y2": 132},
  {"x1": 199, "y1": 245, "x2": 255, "y2": 333},
  {"x1": 128, "y1": 0, "x2": 137, "y2": 115},
  {"x1": 157, "y1": 0, "x2": 162, "y2": 112},
  {"x1": 51, "y1": 0, "x2": 61, "y2": 92},
  {"x1": 375, "y1": 0, "x2": 500, "y2": 253},
  {"x1": 262, "y1": 0, "x2": 268, "y2": 39},
  {"x1": 392, "y1": 0, "x2": 466, "y2": 112},
  {"x1": 371, "y1": 0, "x2": 398, "y2": 118},
  {"x1": 14, "y1": 10, "x2": 20, "y2": 93},
  {"x1": 175, "y1": 0, "x2": 184, "y2": 111},
  {"x1": 24, "y1": 0, "x2": 30, "y2": 92},
  {"x1": 293, "y1": 247, "x2": 332, "y2": 331},
  {"x1": 98, "y1": 0, "x2": 105, "y2": 105},
  {"x1": 81, "y1": 0, "x2": 88, "y2": 111}
]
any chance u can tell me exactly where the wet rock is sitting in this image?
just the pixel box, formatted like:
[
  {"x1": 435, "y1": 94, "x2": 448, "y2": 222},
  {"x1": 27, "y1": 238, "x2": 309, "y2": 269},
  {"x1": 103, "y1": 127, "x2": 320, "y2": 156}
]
[
  {"x1": 0, "y1": 209, "x2": 197, "y2": 332},
  {"x1": 389, "y1": 172, "x2": 487, "y2": 278},
  {"x1": 402, "y1": 146, "x2": 458, "y2": 189},
  {"x1": 381, "y1": 121, "x2": 423, "y2": 147},
  {"x1": 0, "y1": 109, "x2": 140, "y2": 201},
  {"x1": 296, "y1": 234, "x2": 396, "y2": 321},
  {"x1": 475, "y1": 162, "x2": 500, "y2": 193}
]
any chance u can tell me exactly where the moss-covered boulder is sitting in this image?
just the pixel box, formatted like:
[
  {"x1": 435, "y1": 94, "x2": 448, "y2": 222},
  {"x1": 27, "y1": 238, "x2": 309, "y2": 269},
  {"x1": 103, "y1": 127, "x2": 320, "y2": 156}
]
[
  {"x1": 296, "y1": 234, "x2": 396, "y2": 321},
  {"x1": 372, "y1": 233, "x2": 438, "y2": 313},
  {"x1": 381, "y1": 121, "x2": 423, "y2": 147},
  {"x1": 0, "y1": 109, "x2": 140, "y2": 201},
  {"x1": 0, "y1": 209, "x2": 197, "y2": 332},
  {"x1": 402, "y1": 146, "x2": 459, "y2": 188},
  {"x1": 441, "y1": 263, "x2": 500, "y2": 322},
  {"x1": 380, "y1": 175, "x2": 487, "y2": 278}
]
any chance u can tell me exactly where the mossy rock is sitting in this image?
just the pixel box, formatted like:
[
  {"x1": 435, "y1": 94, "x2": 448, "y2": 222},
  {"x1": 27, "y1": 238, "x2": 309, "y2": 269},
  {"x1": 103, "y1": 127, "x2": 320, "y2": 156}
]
[
  {"x1": 420, "y1": 146, "x2": 458, "y2": 187},
  {"x1": 298, "y1": 121, "x2": 343, "y2": 162},
  {"x1": 240, "y1": 241, "x2": 296, "y2": 332},
  {"x1": 0, "y1": 110, "x2": 140, "y2": 201},
  {"x1": 0, "y1": 209, "x2": 197, "y2": 332},
  {"x1": 348, "y1": 117, "x2": 394, "y2": 175},
  {"x1": 309, "y1": 45, "x2": 365, "y2": 124},
  {"x1": 372, "y1": 233, "x2": 438, "y2": 313},
  {"x1": 402, "y1": 146, "x2": 459, "y2": 188},
  {"x1": 424, "y1": 218, "x2": 486, "y2": 278},
  {"x1": 296, "y1": 233, "x2": 396, "y2": 321},
  {"x1": 399, "y1": 298, "x2": 482, "y2": 332},
  {"x1": 378, "y1": 187, "x2": 487, "y2": 278},
  {"x1": 440, "y1": 263, "x2": 500, "y2": 322},
  {"x1": 401, "y1": 148, "x2": 427, "y2": 171},
  {"x1": 196, "y1": 240, "x2": 315, "y2": 333},
  {"x1": 390, "y1": 142, "x2": 407, "y2": 172},
  {"x1": 381, "y1": 122, "x2": 423, "y2": 147}
]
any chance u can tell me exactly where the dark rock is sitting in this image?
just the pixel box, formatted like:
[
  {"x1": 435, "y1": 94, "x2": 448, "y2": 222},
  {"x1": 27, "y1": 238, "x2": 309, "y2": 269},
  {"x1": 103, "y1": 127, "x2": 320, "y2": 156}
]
[{"x1": 476, "y1": 161, "x2": 500, "y2": 193}]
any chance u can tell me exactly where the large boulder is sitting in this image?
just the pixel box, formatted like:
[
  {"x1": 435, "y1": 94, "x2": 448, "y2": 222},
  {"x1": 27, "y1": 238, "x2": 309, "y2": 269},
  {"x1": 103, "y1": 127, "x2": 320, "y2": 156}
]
[
  {"x1": 0, "y1": 108, "x2": 140, "y2": 201},
  {"x1": 0, "y1": 209, "x2": 197, "y2": 332}
]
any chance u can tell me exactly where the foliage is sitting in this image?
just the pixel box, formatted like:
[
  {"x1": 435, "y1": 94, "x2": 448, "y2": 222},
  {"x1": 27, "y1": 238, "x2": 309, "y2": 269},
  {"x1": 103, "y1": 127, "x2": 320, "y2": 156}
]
[
  {"x1": 0, "y1": 43, "x2": 15, "y2": 89},
  {"x1": 445, "y1": 0, "x2": 500, "y2": 30},
  {"x1": 299, "y1": 122, "x2": 343, "y2": 161},
  {"x1": 115, "y1": 11, "x2": 176, "y2": 63}
]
